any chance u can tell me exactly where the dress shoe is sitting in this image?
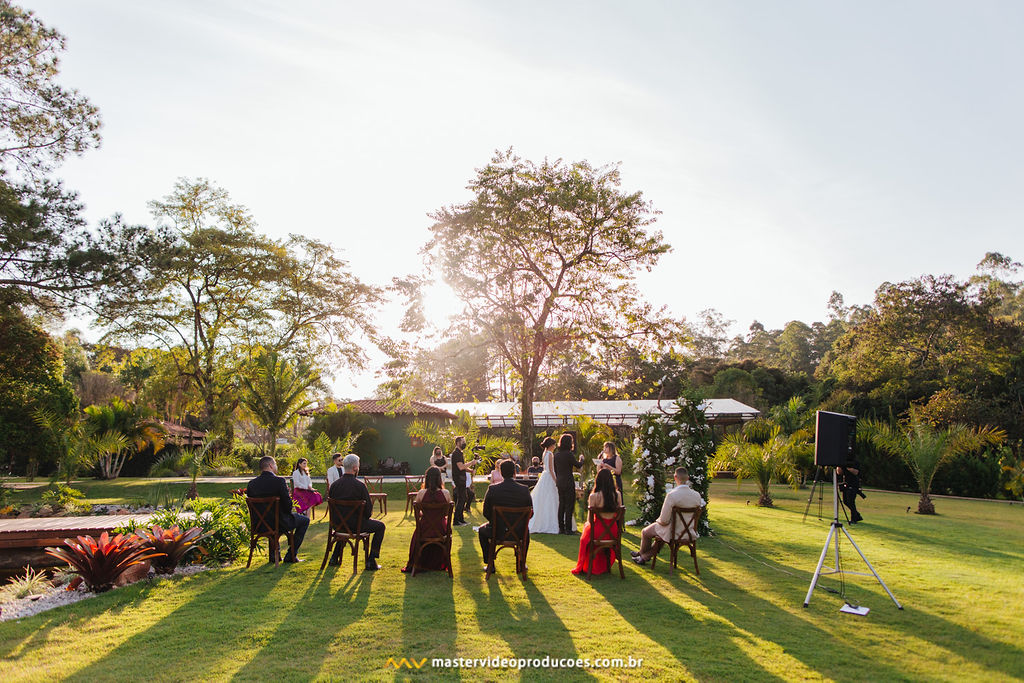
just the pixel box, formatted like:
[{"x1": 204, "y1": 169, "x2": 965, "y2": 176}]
[
  {"x1": 631, "y1": 555, "x2": 647, "y2": 565},
  {"x1": 328, "y1": 558, "x2": 341, "y2": 567},
  {"x1": 365, "y1": 559, "x2": 381, "y2": 571},
  {"x1": 283, "y1": 556, "x2": 304, "y2": 563}
]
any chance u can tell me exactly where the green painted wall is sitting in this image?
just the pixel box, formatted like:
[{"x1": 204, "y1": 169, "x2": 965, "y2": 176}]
[{"x1": 368, "y1": 415, "x2": 447, "y2": 473}]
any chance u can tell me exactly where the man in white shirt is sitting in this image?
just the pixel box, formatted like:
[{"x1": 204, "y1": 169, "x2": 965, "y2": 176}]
[
  {"x1": 325, "y1": 453, "x2": 345, "y2": 488},
  {"x1": 631, "y1": 466, "x2": 705, "y2": 565}
]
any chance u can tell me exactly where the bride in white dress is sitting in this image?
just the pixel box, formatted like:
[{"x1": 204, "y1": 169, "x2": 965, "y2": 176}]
[{"x1": 529, "y1": 439, "x2": 576, "y2": 534}]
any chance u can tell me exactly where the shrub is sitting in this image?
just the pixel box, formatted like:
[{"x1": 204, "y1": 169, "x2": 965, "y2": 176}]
[
  {"x1": 41, "y1": 483, "x2": 85, "y2": 510},
  {"x1": 45, "y1": 532, "x2": 164, "y2": 592},
  {"x1": 148, "y1": 496, "x2": 249, "y2": 565},
  {"x1": 135, "y1": 525, "x2": 211, "y2": 574},
  {"x1": 0, "y1": 566, "x2": 51, "y2": 603}
]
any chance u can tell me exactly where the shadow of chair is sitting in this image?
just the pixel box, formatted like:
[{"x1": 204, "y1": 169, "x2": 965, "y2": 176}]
[
  {"x1": 586, "y1": 505, "x2": 625, "y2": 579},
  {"x1": 409, "y1": 500, "x2": 455, "y2": 577},
  {"x1": 404, "y1": 475, "x2": 425, "y2": 515},
  {"x1": 485, "y1": 505, "x2": 532, "y2": 580},
  {"x1": 650, "y1": 505, "x2": 704, "y2": 575},
  {"x1": 245, "y1": 496, "x2": 296, "y2": 568},
  {"x1": 360, "y1": 476, "x2": 387, "y2": 517},
  {"x1": 321, "y1": 498, "x2": 371, "y2": 573}
]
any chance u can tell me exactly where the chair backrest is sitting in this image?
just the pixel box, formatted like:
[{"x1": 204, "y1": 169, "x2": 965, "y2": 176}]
[
  {"x1": 405, "y1": 475, "x2": 425, "y2": 494},
  {"x1": 492, "y1": 506, "x2": 532, "y2": 545},
  {"x1": 670, "y1": 505, "x2": 703, "y2": 543},
  {"x1": 246, "y1": 496, "x2": 280, "y2": 536},
  {"x1": 588, "y1": 506, "x2": 625, "y2": 543},
  {"x1": 360, "y1": 476, "x2": 384, "y2": 494},
  {"x1": 327, "y1": 498, "x2": 366, "y2": 536},
  {"x1": 413, "y1": 500, "x2": 454, "y2": 538}
]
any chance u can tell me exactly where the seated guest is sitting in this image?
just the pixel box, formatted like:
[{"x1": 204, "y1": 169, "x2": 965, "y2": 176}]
[
  {"x1": 326, "y1": 452, "x2": 344, "y2": 488},
  {"x1": 246, "y1": 456, "x2": 309, "y2": 563},
  {"x1": 291, "y1": 458, "x2": 323, "y2": 515},
  {"x1": 571, "y1": 469, "x2": 622, "y2": 575},
  {"x1": 401, "y1": 466, "x2": 453, "y2": 573},
  {"x1": 526, "y1": 457, "x2": 543, "y2": 475},
  {"x1": 328, "y1": 454, "x2": 385, "y2": 570},
  {"x1": 490, "y1": 458, "x2": 507, "y2": 485},
  {"x1": 477, "y1": 459, "x2": 533, "y2": 566},
  {"x1": 631, "y1": 467, "x2": 705, "y2": 565}
]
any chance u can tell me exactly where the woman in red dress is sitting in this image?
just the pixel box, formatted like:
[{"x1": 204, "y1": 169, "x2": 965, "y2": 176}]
[
  {"x1": 402, "y1": 466, "x2": 453, "y2": 573},
  {"x1": 571, "y1": 468, "x2": 622, "y2": 576}
]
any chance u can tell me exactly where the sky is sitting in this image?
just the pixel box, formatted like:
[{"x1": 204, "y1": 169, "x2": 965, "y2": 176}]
[{"x1": 22, "y1": 0, "x2": 1024, "y2": 397}]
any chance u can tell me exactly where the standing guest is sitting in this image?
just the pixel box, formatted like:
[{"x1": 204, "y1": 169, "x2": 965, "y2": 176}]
[
  {"x1": 402, "y1": 466, "x2": 453, "y2": 573},
  {"x1": 526, "y1": 457, "x2": 544, "y2": 475},
  {"x1": 431, "y1": 446, "x2": 449, "y2": 483},
  {"x1": 328, "y1": 454, "x2": 385, "y2": 570},
  {"x1": 509, "y1": 452, "x2": 523, "y2": 474},
  {"x1": 631, "y1": 467, "x2": 705, "y2": 565},
  {"x1": 291, "y1": 458, "x2": 323, "y2": 515},
  {"x1": 246, "y1": 456, "x2": 309, "y2": 563},
  {"x1": 553, "y1": 432, "x2": 584, "y2": 535},
  {"x1": 450, "y1": 436, "x2": 480, "y2": 527},
  {"x1": 571, "y1": 469, "x2": 623, "y2": 576},
  {"x1": 326, "y1": 452, "x2": 345, "y2": 489},
  {"x1": 478, "y1": 459, "x2": 533, "y2": 566},
  {"x1": 598, "y1": 441, "x2": 624, "y2": 493}
]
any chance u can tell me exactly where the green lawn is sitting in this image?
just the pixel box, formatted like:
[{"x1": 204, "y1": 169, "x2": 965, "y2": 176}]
[{"x1": 0, "y1": 480, "x2": 1022, "y2": 682}]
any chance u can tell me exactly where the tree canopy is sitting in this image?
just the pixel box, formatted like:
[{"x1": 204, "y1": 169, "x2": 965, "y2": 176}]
[{"x1": 422, "y1": 149, "x2": 684, "y2": 450}]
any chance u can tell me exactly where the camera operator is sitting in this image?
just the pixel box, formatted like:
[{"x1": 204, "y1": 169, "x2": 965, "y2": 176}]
[{"x1": 837, "y1": 459, "x2": 865, "y2": 524}]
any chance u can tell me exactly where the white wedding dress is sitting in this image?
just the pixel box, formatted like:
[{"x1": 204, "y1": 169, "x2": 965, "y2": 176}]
[{"x1": 529, "y1": 449, "x2": 576, "y2": 534}]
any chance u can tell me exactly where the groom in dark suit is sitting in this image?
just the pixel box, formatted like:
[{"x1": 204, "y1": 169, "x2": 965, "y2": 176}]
[
  {"x1": 478, "y1": 459, "x2": 533, "y2": 564},
  {"x1": 553, "y1": 432, "x2": 584, "y2": 535}
]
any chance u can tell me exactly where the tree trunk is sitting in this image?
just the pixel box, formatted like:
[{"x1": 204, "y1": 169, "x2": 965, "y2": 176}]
[
  {"x1": 917, "y1": 492, "x2": 936, "y2": 515},
  {"x1": 757, "y1": 487, "x2": 774, "y2": 507},
  {"x1": 518, "y1": 379, "x2": 535, "y2": 459},
  {"x1": 268, "y1": 431, "x2": 277, "y2": 460}
]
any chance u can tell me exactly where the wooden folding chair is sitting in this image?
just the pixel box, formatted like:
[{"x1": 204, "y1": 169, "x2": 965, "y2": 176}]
[
  {"x1": 360, "y1": 476, "x2": 388, "y2": 517},
  {"x1": 245, "y1": 496, "x2": 296, "y2": 568},
  {"x1": 410, "y1": 500, "x2": 455, "y2": 577},
  {"x1": 321, "y1": 498, "x2": 372, "y2": 572},
  {"x1": 486, "y1": 506, "x2": 532, "y2": 580},
  {"x1": 404, "y1": 475, "x2": 425, "y2": 515},
  {"x1": 586, "y1": 506, "x2": 626, "y2": 579},
  {"x1": 650, "y1": 505, "x2": 704, "y2": 575}
]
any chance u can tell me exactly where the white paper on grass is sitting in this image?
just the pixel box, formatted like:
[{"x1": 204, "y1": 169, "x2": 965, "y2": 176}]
[{"x1": 840, "y1": 604, "x2": 870, "y2": 616}]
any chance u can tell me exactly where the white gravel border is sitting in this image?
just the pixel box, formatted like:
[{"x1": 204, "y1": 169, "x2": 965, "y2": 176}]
[{"x1": 0, "y1": 564, "x2": 213, "y2": 622}]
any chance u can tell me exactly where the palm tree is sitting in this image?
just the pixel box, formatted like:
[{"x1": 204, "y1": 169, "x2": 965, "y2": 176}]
[
  {"x1": 711, "y1": 426, "x2": 799, "y2": 507},
  {"x1": 862, "y1": 417, "x2": 1005, "y2": 514},
  {"x1": 83, "y1": 397, "x2": 166, "y2": 479},
  {"x1": 239, "y1": 351, "x2": 322, "y2": 459},
  {"x1": 407, "y1": 410, "x2": 519, "y2": 473}
]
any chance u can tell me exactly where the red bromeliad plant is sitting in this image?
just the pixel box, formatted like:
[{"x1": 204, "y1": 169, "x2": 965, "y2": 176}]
[
  {"x1": 45, "y1": 532, "x2": 164, "y2": 592},
  {"x1": 135, "y1": 525, "x2": 211, "y2": 574}
]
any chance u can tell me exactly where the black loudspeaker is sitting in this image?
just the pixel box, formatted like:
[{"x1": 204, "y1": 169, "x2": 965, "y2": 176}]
[{"x1": 815, "y1": 411, "x2": 857, "y2": 467}]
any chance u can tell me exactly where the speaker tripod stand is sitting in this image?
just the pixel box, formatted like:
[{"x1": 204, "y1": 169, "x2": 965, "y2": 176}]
[{"x1": 803, "y1": 468, "x2": 902, "y2": 609}]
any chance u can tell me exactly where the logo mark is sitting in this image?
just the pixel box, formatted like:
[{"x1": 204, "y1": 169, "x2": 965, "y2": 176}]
[{"x1": 386, "y1": 658, "x2": 428, "y2": 669}]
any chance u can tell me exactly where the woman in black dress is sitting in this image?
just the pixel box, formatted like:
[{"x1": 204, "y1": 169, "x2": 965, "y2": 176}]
[
  {"x1": 599, "y1": 441, "x2": 623, "y2": 493},
  {"x1": 431, "y1": 445, "x2": 448, "y2": 482}
]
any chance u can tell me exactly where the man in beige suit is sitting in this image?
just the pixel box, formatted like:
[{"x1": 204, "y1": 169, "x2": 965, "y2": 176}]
[{"x1": 631, "y1": 466, "x2": 705, "y2": 565}]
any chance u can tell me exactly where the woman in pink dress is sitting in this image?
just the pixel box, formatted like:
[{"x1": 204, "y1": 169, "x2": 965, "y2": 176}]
[
  {"x1": 571, "y1": 468, "x2": 622, "y2": 576},
  {"x1": 290, "y1": 458, "x2": 323, "y2": 515}
]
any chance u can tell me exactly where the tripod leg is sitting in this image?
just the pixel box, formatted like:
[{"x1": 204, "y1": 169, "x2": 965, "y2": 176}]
[
  {"x1": 841, "y1": 526, "x2": 903, "y2": 609},
  {"x1": 802, "y1": 467, "x2": 822, "y2": 522},
  {"x1": 804, "y1": 523, "x2": 837, "y2": 607}
]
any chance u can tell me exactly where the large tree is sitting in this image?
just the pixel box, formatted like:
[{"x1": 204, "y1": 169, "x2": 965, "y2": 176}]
[
  {"x1": 423, "y1": 150, "x2": 683, "y2": 451},
  {"x1": 0, "y1": 2, "x2": 164, "y2": 313},
  {"x1": 99, "y1": 178, "x2": 379, "y2": 433}
]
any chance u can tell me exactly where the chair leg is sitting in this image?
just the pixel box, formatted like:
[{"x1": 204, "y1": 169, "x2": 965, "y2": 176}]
[
  {"x1": 269, "y1": 538, "x2": 279, "y2": 567},
  {"x1": 691, "y1": 544, "x2": 700, "y2": 576},
  {"x1": 617, "y1": 543, "x2": 625, "y2": 579},
  {"x1": 320, "y1": 535, "x2": 333, "y2": 570},
  {"x1": 410, "y1": 540, "x2": 422, "y2": 577},
  {"x1": 246, "y1": 538, "x2": 256, "y2": 568},
  {"x1": 446, "y1": 540, "x2": 453, "y2": 578}
]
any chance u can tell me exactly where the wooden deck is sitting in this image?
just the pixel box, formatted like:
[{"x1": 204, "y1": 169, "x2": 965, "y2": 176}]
[{"x1": 0, "y1": 515, "x2": 154, "y2": 570}]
